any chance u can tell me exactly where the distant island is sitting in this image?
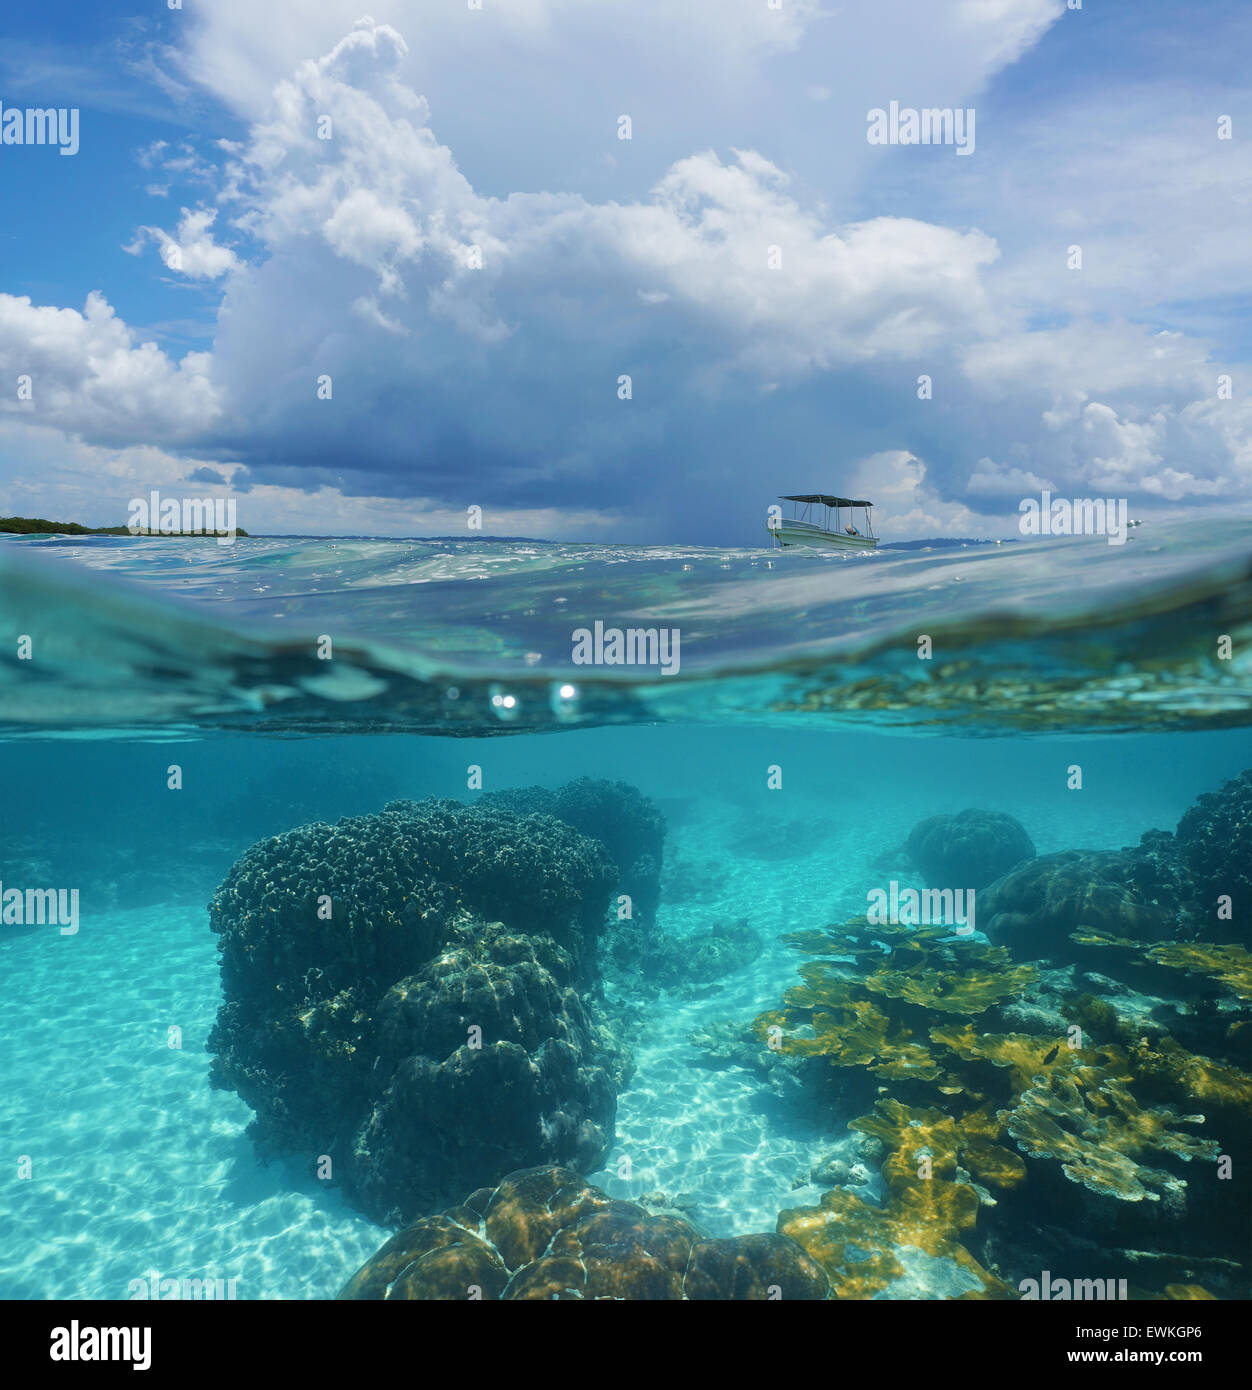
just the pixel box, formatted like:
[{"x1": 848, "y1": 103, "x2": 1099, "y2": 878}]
[
  {"x1": 879, "y1": 537, "x2": 1014, "y2": 550},
  {"x1": 0, "y1": 516, "x2": 248, "y2": 537}
]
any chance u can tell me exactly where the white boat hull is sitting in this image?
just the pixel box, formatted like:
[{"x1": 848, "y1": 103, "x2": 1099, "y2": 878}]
[{"x1": 768, "y1": 520, "x2": 878, "y2": 550}]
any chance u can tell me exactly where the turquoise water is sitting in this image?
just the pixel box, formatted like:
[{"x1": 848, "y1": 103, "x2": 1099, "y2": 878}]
[{"x1": 1, "y1": 527, "x2": 1249, "y2": 1300}]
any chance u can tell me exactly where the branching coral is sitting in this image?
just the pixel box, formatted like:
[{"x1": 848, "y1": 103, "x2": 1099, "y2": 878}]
[
  {"x1": 1001, "y1": 1064, "x2": 1219, "y2": 1203},
  {"x1": 1145, "y1": 942, "x2": 1252, "y2": 1003},
  {"x1": 756, "y1": 983, "x2": 941, "y2": 1080},
  {"x1": 777, "y1": 1098, "x2": 1015, "y2": 1299},
  {"x1": 1070, "y1": 929, "x2": 1252, "y2": 1006},
  {"x1": 755, "y1": 791, "x2": 1252, "y2": 1298},
  {"x1": 929, "y1": 1021, "x2": 1105, "y2": 1096},
  {"x1": 853, "y1": 1098, "x2": 1025, "y2": 1193},
  {"x1": 753, "y1": 920, "x2": 1037, "y2": 1079},
  {"x1": 1126, "y1": 1035, "x2": 1252, "y2": 1113},
  {"x1": 863, "y1": 958, "x2": 1037, "y2": 1015},
  {"x1": 927, "y1": 1021, "x2": 1225, "y2": 1204}
]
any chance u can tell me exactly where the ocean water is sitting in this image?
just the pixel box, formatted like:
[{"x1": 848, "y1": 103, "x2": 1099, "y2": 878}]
[{"x1": 1, "y1": 524, "x2": 1249, "y2": 1301}]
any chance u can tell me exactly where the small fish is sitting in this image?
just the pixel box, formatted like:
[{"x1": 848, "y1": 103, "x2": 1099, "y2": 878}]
[{"x1": 1043, "y1": 1044, "x2": 1059, "y2": 1065}]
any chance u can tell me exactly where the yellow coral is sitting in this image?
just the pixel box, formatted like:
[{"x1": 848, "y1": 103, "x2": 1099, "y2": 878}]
[
  {"x1": 930, "y1": 1022, "x2": 1125, "y2": 1094},
  {"x1": 777, "y1": 1098, "x2": 1014, "y2": 1299},
  {"x1": 754, "y1": 920, "x2": 1037, "y2": 1078},
  {"x1": 759, "y1": 913, "x2": 1238, "y2": 1294},
  {"x1": 1146, "y1": 942, "x2": 1252, "y2": 1002},
  {"x1": 1129, "y1": 1035, "x2": 1252, "y2": 1111},
  {"x1": 1001, "y1": 1066, "x2": 1220, "y2": 1202},
  {"x1": 754, "y1": 995, "x2": 941, "y2": 1079},
  {"x1": 854, "y1": 1098, "x2": 1026, "y2": 1192},
  {"x1": 1071, "y1": 931, "x2": 1252, "y2": 1003},
  {"x1": 777, "y1": 1191, "x2": 908, "y2": 1299},
  {"x1": 863, "y1": 961, "x2": 1038, "y2": 1015}
]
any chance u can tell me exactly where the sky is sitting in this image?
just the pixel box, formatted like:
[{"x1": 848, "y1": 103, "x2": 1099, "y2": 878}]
[{"x1": 0, "y1": 0, "x2": 1248, "y2": 543}]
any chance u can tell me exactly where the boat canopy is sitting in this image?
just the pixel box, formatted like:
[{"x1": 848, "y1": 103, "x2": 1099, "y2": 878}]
[{"x1": 780, "y1": 494, "x2": 873, "y2": 508}]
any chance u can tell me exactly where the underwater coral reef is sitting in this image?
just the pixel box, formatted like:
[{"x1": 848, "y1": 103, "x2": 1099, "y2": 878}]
[
  {"x1": 207, "y1": 776, "x2": 755, "y2": 1225},
  {"x1": 752, "y1": 774, "x2": 1252, "y2": 1300},
  {"x1": 482, "y1": 778, "x2": 765, "y2": 994},
  {"x1": 206, "y1": 766, "x2": 1249, "y2": 1297},
  {"x1": 208, "y1": 796, "x2": 624, "y2": 1223},
  {"x1": 902, "y1": 807, "x2": 1036, "y2": 890},
  {"x1": 480, "y1": 777, "x2": 665, "y2": 922}
]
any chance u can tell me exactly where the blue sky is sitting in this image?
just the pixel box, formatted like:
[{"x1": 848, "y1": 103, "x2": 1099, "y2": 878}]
[{"x1": 0, "y1": 0, "x2": 1248, "y2": 541}]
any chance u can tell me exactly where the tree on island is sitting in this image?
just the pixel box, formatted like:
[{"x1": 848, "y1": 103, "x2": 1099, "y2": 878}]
[{"x1": 0, "y1": 516, "x2": 248, "y2": 537}]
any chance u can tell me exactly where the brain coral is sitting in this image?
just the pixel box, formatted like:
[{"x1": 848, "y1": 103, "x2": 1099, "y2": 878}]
[
  {"x1": 208, "y1": 798, "x2": 621, "y2": 1224},
  {"x1": 338, "y1": 1166, "x2": 833, "y2": 1299},
  {"x1": 979, "y1": 849, "x2": 1174, "y2": 960},
  {"x1": 905, "y1": 809, "x2": 1036, "y2": 891},
  {"x1": 977, "y1": 768, "x2": 1252, "y2": 959}
]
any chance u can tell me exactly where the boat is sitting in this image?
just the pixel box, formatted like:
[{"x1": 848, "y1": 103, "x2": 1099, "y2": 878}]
[{"x1": 768, "y1": 494, "x2": 878, "y2": 550}]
